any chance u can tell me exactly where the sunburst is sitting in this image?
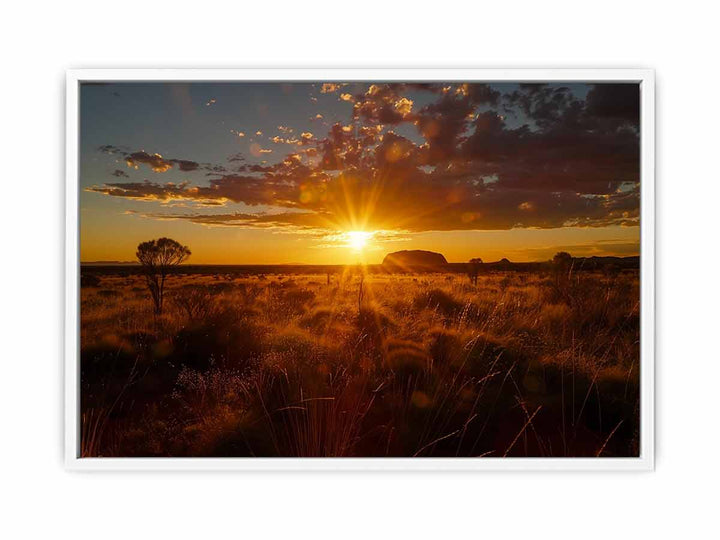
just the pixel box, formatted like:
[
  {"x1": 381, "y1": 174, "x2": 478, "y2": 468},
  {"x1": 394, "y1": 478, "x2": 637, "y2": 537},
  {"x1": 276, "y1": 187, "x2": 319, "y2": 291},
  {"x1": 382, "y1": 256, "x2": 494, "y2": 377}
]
[{"x1": 346, "y1": 230, "x2": 373, "y2": 251}]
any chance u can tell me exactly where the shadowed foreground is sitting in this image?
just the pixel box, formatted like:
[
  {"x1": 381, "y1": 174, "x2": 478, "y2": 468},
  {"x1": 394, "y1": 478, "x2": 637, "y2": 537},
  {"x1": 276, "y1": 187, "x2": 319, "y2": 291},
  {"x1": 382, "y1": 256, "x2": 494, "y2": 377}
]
[{"x1": 80, "y1": 267, "x2": 639, "y2": 457}]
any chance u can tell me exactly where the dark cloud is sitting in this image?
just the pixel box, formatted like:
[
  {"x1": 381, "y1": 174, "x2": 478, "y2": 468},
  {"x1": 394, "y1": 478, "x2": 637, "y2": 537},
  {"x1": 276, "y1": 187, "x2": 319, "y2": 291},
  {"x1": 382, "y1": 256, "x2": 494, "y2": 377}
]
[
  {"x1": 98, "y1": 144, "x2": 127, "y2": 154},
  {"x1": 124, "y1": 152, "x2": 186, "y2": 173},
  {"x1": 111, "y1": 169, "x2": 129, "y2": 178},
  {"x1": 455, "y1": 83, "x2": 501, "y2": 106},
  {"x1": 90, "y1": 82, "x2": 640, "y2": 234},
  {"x1": 99, "y1": 146, "x2": 204, "y2": 174},
  {"x1": 460, "y1": 109, "x2": 639, "y2": 194},
  {"x1": 503, "y1": 84, "x2": 579, "y2": 129},
  {"x1": 169, "y1": 159, "x2": 200, "y2": 172},
  {"x1": 585, "y1": 84, "x2": 640, "y2": 125},
  {"x1": 415, "y1": 92, "x2": 476, "y2": 163}
]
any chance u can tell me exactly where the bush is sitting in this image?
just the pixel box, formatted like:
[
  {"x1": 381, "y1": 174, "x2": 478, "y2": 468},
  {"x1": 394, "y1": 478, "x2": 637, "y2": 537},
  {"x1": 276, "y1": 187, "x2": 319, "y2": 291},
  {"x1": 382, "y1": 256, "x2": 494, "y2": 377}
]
[{"x1": 173, "y1": 286, "x2": 214, "y2": 320}]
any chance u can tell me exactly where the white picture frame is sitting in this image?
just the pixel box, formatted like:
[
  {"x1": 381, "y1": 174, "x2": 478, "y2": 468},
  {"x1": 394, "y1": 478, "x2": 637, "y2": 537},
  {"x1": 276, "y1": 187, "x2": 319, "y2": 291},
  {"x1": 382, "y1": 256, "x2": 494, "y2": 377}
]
[{"x1": 65, "y1": 68, "x2": 654, "y2": 471}]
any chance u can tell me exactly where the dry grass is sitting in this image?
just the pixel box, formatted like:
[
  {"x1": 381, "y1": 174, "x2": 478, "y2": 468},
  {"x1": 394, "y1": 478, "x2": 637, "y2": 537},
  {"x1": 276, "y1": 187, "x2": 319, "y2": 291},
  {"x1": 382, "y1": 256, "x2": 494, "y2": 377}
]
[{"x1": 79, "y1": 269, "x2": 640, "y2": 457}]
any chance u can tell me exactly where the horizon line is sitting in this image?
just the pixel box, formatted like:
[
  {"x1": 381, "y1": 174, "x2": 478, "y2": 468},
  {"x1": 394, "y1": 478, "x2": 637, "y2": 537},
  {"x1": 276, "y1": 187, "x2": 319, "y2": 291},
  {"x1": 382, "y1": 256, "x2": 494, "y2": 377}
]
[{"x1": 80, "y1": 254, "x2": 640, "y2": 266}]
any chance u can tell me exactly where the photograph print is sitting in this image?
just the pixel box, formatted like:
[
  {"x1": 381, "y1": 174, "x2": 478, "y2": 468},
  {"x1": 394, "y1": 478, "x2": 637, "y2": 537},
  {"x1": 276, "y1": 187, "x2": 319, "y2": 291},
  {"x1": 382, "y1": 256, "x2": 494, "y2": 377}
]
[{"x1": 75, "y1": 76, "x2": 646, "y2": 460}]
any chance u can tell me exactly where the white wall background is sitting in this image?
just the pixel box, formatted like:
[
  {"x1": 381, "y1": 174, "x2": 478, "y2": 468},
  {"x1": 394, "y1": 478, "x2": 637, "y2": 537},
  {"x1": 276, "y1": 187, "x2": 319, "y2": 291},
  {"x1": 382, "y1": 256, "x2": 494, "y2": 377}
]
[{"x1": 1, "y1": 1, "x2": 717, "y2": 537}]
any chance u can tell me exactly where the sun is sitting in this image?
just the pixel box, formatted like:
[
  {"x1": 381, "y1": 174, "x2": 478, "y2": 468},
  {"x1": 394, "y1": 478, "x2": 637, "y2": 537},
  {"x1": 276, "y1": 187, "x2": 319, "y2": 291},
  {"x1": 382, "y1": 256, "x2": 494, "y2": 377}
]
[{"x1": 346, "y1": 230, "x2": 373, "y2": 251}]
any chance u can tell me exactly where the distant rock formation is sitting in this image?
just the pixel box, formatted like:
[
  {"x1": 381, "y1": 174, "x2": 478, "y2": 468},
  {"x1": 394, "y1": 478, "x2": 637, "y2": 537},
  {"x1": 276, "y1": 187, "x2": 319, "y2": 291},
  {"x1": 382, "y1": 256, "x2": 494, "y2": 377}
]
[{"x1": 382, "y1": 250, "x2": 448, "y2": 269}]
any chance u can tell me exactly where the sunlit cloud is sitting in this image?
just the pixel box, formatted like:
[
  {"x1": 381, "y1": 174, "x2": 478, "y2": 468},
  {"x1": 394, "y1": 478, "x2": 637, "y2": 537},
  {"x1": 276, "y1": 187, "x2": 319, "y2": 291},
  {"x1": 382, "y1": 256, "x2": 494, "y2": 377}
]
[{"x1": 320, "y1": 83, "x2": 344, "y2": 94}]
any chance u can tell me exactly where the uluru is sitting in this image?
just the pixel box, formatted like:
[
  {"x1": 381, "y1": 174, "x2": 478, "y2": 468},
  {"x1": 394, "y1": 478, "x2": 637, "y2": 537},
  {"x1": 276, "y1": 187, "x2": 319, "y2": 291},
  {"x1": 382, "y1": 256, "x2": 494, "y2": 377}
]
[{"x1": 382, "y1": 250, "x2": 448, "y2": 269}]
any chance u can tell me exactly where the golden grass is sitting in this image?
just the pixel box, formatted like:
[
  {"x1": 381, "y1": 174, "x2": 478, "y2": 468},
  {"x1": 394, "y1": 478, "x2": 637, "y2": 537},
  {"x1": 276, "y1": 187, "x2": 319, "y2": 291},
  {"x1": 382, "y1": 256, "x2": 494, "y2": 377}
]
[{"x1": 80, "y1": 269, "x2": 640, "y2": 457}]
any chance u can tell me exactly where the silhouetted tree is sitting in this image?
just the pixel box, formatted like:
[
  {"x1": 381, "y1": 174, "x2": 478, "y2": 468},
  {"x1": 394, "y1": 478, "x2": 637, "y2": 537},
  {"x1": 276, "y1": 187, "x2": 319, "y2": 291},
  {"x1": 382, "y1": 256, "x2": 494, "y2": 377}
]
[
  {"x1": 136, "y1": 238, "x2": 191, "y2": 315},
  {"x1": 467, "y1": 258, "x2": 483, "y2": 286}
]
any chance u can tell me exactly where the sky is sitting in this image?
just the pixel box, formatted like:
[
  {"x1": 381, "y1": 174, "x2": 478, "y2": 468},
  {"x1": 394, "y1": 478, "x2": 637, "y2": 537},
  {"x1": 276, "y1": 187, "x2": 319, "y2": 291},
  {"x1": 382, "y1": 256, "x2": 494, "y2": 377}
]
[{"x1": 79, "y1": 81, "x2": 640, "y2": 264}]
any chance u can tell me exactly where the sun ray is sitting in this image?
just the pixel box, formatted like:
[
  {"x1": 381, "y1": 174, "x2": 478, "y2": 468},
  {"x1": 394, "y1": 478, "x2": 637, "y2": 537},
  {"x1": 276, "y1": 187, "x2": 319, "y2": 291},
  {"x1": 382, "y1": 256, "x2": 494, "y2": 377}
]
[{"x1": 346, "y1": 230, "x2": 373, "y2": 251}]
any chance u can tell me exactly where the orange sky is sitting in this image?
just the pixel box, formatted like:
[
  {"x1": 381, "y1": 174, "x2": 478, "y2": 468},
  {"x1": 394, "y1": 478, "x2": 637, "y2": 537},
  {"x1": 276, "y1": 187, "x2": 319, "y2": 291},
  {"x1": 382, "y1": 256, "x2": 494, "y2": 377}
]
[{"x1": 80, "y1": 82, "x2": 640, "y2": 264}]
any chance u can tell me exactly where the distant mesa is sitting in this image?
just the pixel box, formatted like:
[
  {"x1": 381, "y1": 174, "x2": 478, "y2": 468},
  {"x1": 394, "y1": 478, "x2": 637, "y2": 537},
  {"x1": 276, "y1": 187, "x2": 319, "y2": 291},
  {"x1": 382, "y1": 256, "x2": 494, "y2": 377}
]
[{"x1": 382, "y1": 250, "x2": 448, "y2": 269}]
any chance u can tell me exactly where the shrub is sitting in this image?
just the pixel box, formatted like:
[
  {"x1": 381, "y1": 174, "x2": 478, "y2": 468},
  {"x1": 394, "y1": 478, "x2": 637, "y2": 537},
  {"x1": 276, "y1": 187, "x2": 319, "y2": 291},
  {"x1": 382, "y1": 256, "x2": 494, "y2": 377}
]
[{"x1": 173, "y1": 286, "x2": 214, "y2": 320}]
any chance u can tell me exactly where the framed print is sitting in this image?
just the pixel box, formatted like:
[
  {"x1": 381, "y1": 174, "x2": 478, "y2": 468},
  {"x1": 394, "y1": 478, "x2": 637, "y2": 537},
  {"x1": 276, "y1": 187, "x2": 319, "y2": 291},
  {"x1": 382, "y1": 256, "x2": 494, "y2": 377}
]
[{"x1": 65, "y1": 69, "x2": 654, "y2": 470}]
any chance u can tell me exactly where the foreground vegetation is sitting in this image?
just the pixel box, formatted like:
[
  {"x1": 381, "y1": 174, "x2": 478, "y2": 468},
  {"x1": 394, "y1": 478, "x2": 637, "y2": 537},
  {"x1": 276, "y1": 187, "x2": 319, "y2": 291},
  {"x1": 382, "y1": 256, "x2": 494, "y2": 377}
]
[{"x1": 80, "y1": 267, "x2": 640, "y2": 457}]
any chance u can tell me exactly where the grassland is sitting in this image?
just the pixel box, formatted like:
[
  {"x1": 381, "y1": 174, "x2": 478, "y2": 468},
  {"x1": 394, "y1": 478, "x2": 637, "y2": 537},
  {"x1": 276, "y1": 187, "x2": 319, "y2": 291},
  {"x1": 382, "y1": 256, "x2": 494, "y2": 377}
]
[{"x1": 79, "y1": 265, "x2": 640, "y2": 457}]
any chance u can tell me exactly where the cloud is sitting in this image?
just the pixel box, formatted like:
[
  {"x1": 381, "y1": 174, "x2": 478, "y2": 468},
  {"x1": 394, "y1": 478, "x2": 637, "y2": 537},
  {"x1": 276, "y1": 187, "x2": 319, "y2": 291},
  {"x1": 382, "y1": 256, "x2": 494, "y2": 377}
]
[
  {"x1": 125, "y1": 152, "x2": 174, "y2": 173},
  {"x1": 320, "y1": 83, "x2": 344, "y2": 94},
  {"x1": 141, "y1": 210, "x2": 331, "y2": 230},
  {"x1": 585, "y1": 84, "x2": 640, "y2": 125},
  {"x1": 94, "y1": 82, "x2": 640, "y2": 235},
  {"x1": 271, "y1": 135, "x2": 299, "y2": 144},
  {"x1": 170, "y1": 159, "x2": 200, "y2": 172},
  {"x1": 454, "y1": 83, "x2": 501, "y2": 105},
  {"x1": 132, "y1": 210, "x2": 413, "y2": 252},
  {"x1": 86, "y1": 180, "x2": 227, "y2": 205},
  {"x1": 111, "y1": 169, "x2": 129, "y2": 178},
  {"x1": 99, "y1": 146, "x2": 203, "y2": 174},
  {"x1": 352, "y1": 84, "x2": 416, "y2": 125},
  {"x1": 98, "y1": 144, "x2": 127, "y2": 154},
  {"x1": 248, "y1": 143, "x2": 273, "y2": 157}
]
